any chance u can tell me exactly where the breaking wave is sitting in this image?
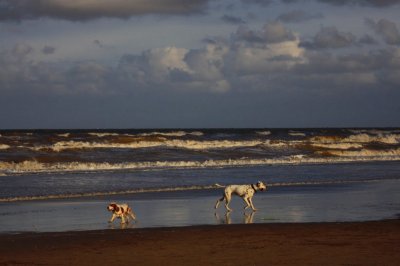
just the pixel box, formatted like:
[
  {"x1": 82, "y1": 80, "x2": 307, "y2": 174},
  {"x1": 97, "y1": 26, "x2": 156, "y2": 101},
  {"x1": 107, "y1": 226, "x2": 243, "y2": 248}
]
[
  {"x1": 30, "y1": 139, "x2": 274, "y2": 152},
  {"x1": 0, "y1": 144, "x2": 10, "y2": 150},
  {"x1": 310, "y1": 133, "x2": 400, "y2": 145},
  {"x1": 2, "y1": 153, "x2": 400, "y2": 175}
]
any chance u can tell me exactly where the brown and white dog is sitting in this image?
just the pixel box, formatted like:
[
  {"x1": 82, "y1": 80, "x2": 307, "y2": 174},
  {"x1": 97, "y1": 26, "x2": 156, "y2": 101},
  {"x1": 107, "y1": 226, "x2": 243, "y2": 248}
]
[
  {"x1": 107, "y1": 202, "x2": 136, "y2": 224},
  {"x1": 214, "y1": 181, "x2": 267, "y2": 212}
]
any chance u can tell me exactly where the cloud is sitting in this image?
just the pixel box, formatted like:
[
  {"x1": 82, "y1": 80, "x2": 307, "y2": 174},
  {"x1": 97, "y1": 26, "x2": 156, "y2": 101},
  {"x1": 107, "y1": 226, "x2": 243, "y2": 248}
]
[
  {"x1": 0, "y1": 0, "x2": 209, "y2": 21},
  {"x1": 234, "y1": 22, "x2": 296, "y2": 44},
  {"x1": 2, "y1": 22, "x2": 400, "y2": 98},
  {"x1": 366, "y1": 18, "x2": 400, "y2": 45},
  {"x1": 42, "y1": 45, "x2": 56, "y2": 55},
  {"x1": 221, "y1": 15, "x2": 246, "y2": 25},
  {"x1": 241, "y1": 0, "x2": 274, "y2": 6},
  {"x1": 282, "y1": 0, "x2": 400, "y2": 7},
  {"x1": 358, "y1": 34, "x2": 379, "y2": 45},
  {"x1": 315, "y1": 0, "x2": 400, "y2": 7},
  {"x1": 301, "y1": 26, "x2": 357, "y2": 49},
  {"x1": 276, "y1": 10, "x2": 323, "y2": 23}
]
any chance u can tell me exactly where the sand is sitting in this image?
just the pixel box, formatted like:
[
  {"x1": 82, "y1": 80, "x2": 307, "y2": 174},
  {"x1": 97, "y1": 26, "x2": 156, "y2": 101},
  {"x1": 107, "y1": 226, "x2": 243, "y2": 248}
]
[{"x1": 0, "y1": 220, "x2": 399, "y2": 266}]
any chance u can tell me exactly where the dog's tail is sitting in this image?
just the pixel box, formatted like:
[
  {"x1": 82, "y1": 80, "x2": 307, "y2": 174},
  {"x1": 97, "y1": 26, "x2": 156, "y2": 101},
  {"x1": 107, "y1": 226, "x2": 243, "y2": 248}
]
[{"x1": 215, "y1": 183, "x2": 225, "y2": 188}]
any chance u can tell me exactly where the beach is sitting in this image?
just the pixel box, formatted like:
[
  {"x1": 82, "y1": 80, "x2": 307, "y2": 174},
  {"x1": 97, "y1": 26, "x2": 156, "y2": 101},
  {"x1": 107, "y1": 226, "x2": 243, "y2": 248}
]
[
  {"x1": 1, "y1": 220, "x2": 399, "y2": 265},
  {"x1": 1, "y1": 129, "x2": 400, "y2": 265},
  {"x1": 1, "y1": 179, "x2": 400, "y2": 265}
]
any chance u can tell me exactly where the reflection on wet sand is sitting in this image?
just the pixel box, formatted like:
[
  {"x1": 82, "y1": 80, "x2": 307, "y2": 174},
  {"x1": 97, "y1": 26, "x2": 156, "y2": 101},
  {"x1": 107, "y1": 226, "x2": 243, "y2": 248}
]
[
  {"x1": 108, "y1": 221, "x2": 138, "y2": 230},
  {"x1": 214, "y1": 211, "x2": 256, "y2": 224}
]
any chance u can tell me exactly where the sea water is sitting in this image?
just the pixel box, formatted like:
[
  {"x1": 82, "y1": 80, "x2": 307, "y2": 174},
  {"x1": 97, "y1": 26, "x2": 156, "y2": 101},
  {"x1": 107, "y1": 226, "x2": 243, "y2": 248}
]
[{"x1": 0, "y1": 128, "x2": 399, "y2": 232}]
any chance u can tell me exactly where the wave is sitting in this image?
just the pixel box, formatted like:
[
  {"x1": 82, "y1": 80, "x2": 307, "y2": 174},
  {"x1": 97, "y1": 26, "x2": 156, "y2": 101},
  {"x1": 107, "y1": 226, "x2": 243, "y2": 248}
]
[
  {"x1": 2, "y1": 153, "x2": 400, "y2": 175},
  {"x1": 256, "y1": 131, "x2": 271, "y2": 136},
  {"x1": 87, "y1": 132, "x2": 120, "y2": 137},
  {"x1": 0, "y1": 144, "x2": 10, "y2": 150},
  {"x1": 310, "y1": 133, "x2": 400, "y2": 145},
  {"x1": 321, "y1": 148, "x2": 400, "y2": 157},
  {"x1": 309, "y1": 143, "x2": 364, "y2": 150},
  {"x1": 31, "y1": 139, "x2": 273, "y2": 152},
  {"x1": 347, "y1": 129, "x2": 400, "y2": 135},
  {"x1": 289, "y1": 131, "x2": 306, "y2": 137},
  {"x1": 0, "y1": 179, "x2": 386, "y2": 202},
  {"x1": 137, "y1": 131, "x2": 204, "y2": 137},
  {"x1": 57, "y1": 133, "x2": 70, "y2": 138}
]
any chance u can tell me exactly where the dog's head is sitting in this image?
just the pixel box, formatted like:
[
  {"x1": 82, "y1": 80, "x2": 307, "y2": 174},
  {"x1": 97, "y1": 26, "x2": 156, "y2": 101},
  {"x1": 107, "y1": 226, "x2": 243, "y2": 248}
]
[
  {"x1": 107, "y1": 203, "x2": 119, "y2": 212},
  {"x1": 256, "y1": 181, "x2": 267, "y2": 191}
]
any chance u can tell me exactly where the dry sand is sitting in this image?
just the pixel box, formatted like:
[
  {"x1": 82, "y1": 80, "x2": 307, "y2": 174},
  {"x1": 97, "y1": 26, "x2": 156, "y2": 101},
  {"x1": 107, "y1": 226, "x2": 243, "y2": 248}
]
[{"x1": 0, "y1": 220, "x2": 399, "y2": 266}]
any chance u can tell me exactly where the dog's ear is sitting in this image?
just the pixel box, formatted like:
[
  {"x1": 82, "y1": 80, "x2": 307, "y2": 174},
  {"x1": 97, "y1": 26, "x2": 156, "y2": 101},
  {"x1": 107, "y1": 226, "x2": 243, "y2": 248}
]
[{"x1": 256, "y1": 181, "x2": 261, "y2": 187}]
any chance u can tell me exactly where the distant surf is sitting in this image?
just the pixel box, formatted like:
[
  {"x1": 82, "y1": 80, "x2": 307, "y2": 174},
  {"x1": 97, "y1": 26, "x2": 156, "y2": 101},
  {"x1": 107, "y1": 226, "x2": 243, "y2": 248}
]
[{"x1": 1, "y1": 128, "x2": 400, "y2": 202}]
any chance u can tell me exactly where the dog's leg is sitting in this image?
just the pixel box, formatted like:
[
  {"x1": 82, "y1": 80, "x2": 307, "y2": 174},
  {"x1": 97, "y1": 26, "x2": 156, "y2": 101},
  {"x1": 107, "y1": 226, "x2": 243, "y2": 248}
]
[
  {"x1": 129, "y1": 210, "x2": 136, "y2": 221},
  {"x1": 243, "y1": 197, "x2": 251, "y2": 210},
  {"x1": 109, "y1": 214, "x2": 117, "y2": 223},
  {"x1": 224, "y1": 192, "x2": 233, "y2": 212},
  {"x1": 215, "y1": 195, "x2": 224, "y2": 209},
  {"x1": 225, "y1": 211, "x2": 232, "y2": 224},
  {"x1": 121, "y1": 215, "x2": 126, "y2": 224},
  {"x1": 249, "y1": 197, "x2": 257, "y2": 211},
  {"x1": 124, "y1": 214, "x2": 130, "y2": 223},
  {"x1": 126, "y1": 207, "x2": 136, "y2": 221}
]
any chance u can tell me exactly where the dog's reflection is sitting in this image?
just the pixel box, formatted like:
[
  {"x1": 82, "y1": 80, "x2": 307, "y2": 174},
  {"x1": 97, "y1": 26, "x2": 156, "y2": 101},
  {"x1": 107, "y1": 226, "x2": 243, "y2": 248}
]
[
  {"x1": 214, "y1": 211, "x2": 255, "y2": 224},
  {"x1": 108, "y1": 221, "x2": 137, "y2": 230}
]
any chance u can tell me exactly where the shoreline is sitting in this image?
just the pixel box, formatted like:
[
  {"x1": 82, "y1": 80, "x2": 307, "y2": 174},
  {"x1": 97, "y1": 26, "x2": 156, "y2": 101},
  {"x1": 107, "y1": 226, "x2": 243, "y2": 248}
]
[
  {"x1": 1, "y1": 220, "x2": 399, "y2": 265},
  {"x1": 1, "y1": 179, "x2": 400, "y2": 233}
]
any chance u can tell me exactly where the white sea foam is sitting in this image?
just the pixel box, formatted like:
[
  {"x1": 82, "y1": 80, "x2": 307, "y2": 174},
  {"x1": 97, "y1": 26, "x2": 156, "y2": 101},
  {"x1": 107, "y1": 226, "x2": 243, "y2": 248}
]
[
  {"x1": 2, "y1": 153, "x2": 400, "y2": 175},
  {"x1": 343, "y1": 134, "x2": 399, "y2": 144},
  {"x1": 348, "y1": 129, "x2": 400, "y2": 135},
  {"x1": 57, "y1": 133, "x2": 70, "y2": 137},
  {"x1": 87, "y1": 132, "x2": 121, "y2": 137},
  {"x1": 322, "y1": 148, "x2": 400, "y2": 157},
  {"x1": 31, "y1": 139, "x2": 272, "y2": 152},
  {"x1": 310, "y1": 143, "x2": 363, "y2": 150},
  {"x1": 0, "y1": 144, "x2": 10, "y2": 150},
  {"x1": 256, "y1": 131, "x2": 271, "y2": 136},
  {"x1": 309, "y1": 134, "x2": 400, "y2": 145},
  {"x1": 289, "y1": 131, "x2": 306, "y2": 137},
  {"x1": 138, "y1": 131, "x2": 204, "y2": 137}
]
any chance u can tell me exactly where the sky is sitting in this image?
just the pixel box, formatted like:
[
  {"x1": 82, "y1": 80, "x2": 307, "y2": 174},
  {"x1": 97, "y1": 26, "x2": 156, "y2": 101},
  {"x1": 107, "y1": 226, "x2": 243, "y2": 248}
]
[{"x1": 0, "y1": 0, "x2": 400, "y2": 129}]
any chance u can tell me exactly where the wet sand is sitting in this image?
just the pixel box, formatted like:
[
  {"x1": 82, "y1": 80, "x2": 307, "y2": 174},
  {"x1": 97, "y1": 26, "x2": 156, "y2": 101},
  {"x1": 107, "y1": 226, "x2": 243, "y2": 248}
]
[
  {"x1": 0, "y1": 220, "x2": 399, "y2": 266},
  {"x1": 2, "y1": 179, "x2": 400, "y2": 233}
]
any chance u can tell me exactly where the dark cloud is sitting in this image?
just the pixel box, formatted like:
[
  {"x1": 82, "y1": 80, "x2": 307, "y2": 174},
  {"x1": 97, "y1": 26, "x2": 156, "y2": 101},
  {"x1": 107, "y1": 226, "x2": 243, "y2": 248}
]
[
  {"x1": 358, "y1": 34, "x2": 379, "y2": 45},
  {"x1": 0, "y1": 0, "x2": 209, "y2": 21},
  {"x1": 366, "y1": 18, "x2": 400, "y2": 45},
  {"x1": 42, "y1": 45, "x2": 56, "y2": 55},
  {"x1": 2, "y1": 21, "x2": 400, "y2": 128},
  {"x1": 2, "y1": 24, "x2": 400, "y2": 97},
  {"x1": 241, "y1": 0, "x2": 274, "y2": 6},
  {"x1": 282, "y1": 0, "x2": 400, "y2": 7},
  {"x1": 221, "y1": 15, "x2": 245, "y2": 25},
  {"x1": 276, "y1": 10, "x2": 323, "y2": 23},
  {"x1": 316, "y1": 0, "x2": 400, "y2": 7},
  {"x1": 301, "y1": 26, "x2": 357, "y2": 49},
  {"x1": 234, "y1": 22, "x2": 296, "y2": 44}
]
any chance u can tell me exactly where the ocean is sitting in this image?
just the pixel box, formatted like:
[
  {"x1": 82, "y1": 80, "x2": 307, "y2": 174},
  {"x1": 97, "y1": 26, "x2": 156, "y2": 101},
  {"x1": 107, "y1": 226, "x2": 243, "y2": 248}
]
[
  {"x1": 1, "y1": 128, "x2": 400, "y2": 201},
  {"x1": 0, "y1": 128, "x2": 400, "y2": 232}
]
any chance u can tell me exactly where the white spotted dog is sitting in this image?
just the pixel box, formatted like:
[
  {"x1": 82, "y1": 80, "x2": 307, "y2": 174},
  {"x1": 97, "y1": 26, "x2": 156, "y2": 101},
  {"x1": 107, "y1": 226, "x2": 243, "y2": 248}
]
[
  {"x1": 214, "y1": 181, "x2": 267, "y2": 212},
  {"x1": 107, "y1": 202, "x2": 136, "y2": 224}
]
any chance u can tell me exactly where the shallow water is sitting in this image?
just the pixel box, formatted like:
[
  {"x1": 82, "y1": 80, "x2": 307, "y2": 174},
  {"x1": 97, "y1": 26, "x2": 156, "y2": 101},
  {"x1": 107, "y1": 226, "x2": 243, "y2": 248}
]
[{"x1": 0, "y1": 179, "x2": 399, "y2": 233}]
